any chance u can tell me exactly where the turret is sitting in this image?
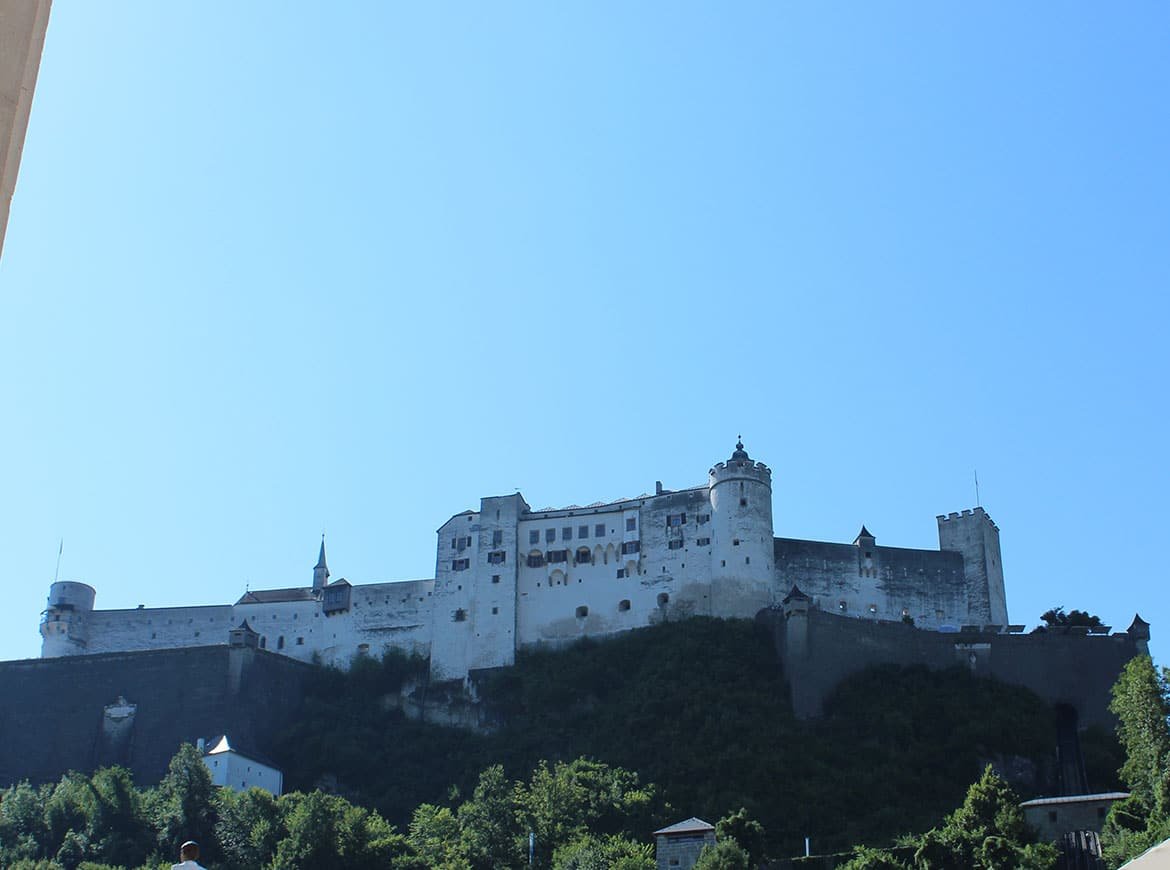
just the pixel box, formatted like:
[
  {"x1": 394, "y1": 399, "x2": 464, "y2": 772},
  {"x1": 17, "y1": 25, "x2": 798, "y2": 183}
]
[
  {"x1": 40, "y1": 580, "x2": 96, "y2": 657},
  {"x1": 937, "y1": 507, "x2": 1008, "y2": 627},
  {"x1": 313, "y1": 537, "x2": 330, "y2": 591},
  {"x1": 708, "y1": 438, "x2": 774, "y2": 617}
]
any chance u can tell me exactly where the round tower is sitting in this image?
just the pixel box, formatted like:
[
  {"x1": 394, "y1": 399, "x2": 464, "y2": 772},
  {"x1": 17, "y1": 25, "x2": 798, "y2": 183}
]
[
  {"x1": 40, "y1": 581, "x2": 95, "y2": 657},
  {"x1": 708, "y1": 439, "x2": 774, "y2": 617}
]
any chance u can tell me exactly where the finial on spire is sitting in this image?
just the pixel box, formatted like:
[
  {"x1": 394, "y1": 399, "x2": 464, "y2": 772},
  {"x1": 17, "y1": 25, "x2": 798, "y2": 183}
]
[{"x1": 731, "y1": 437, "x2": 750, "y2": 462}]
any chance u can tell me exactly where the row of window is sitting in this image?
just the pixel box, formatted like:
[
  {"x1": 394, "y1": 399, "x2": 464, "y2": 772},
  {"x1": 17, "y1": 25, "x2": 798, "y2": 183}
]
[
  {"x1": 453, "y1": 595, "x2": 670, "y2": 624},
  {"x1": 528, "y1": 518, "x2": 631, "y2": 546},
  {"x1": 451, "y1": 531, "x2": 505, "y2": 551}
]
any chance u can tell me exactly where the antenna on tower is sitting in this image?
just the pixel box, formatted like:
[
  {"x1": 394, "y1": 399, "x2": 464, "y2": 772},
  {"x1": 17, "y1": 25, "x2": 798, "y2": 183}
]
[
  {"x1": 53, "y1": 539, "x2": 63, "y2": 584},
  {"x1": 974, "y1": 470, "x2": 981, "y2": 507}
]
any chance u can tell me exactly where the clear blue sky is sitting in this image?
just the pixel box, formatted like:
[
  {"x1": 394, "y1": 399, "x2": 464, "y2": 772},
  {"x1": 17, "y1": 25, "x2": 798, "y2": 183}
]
[{"x1": 2, "y1": 3, "x2": 1168, "y2": 666}]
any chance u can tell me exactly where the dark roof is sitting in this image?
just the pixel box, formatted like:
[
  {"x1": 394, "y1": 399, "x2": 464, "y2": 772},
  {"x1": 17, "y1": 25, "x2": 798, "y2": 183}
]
[
  {"x1": 232, "y1": 619, "x2": 258, "y2": 634},
  {"x1": 730, "y1": 437, "x2": 750, "y2": 462},
  {"x1": 654, "y1": 817, "x2": 715, "y2": 836},
  {"x1": 315, "y1": 538, "x2": 328, "y2": 570},
  {"x1": 783, "y1": 584, "x2": 810, "y2": 604},
  {"x1": 235, "y1": 588, "x2": 318, "y2": 605},
  {"x1": 854, "y1": 525, "x2": 874, "y2": 542},
  {"x1": 327, "y1": 577, "x2": 351, "y2": 588}
]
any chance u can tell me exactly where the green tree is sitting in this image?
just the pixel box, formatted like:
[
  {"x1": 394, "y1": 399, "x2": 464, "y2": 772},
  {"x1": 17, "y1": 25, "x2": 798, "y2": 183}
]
[
  {"x1": 912, "y1": 766, "x2": 1055, "y2": 869},
  {"x1": 150, "y1": 744, "x2": 217, "y2": 862},
  {"x1": 457, "y1": 765, "x2": 520, "y2": 870},
  {"x1": 86, "y1": 767, "x2": 151, "y2": 868},
  {"x1": 692, "y1": 839, "x2": 750, "y2": 869},
  {"x1": 0, "y1": 781, "x2": 52, "y2": 863},
  {"x1": 552, "y1": 832, "x2": 654, "y2": 869},
  {"x1": 514, "y1": 758, "x2": 654, "y2": 868},
  {"x1": 1039, "y1": 607, "x2": 1103, "y2": 629},
  {"x1": 715, "y1": 808, "x2": 766, "y2": 866},
  {"x1": 215, "y1": 786, "x2": 283, "y2": 870},
  {"x1": 407, "y1": 803, "x2": 469, "y2": 869},
  {"x1": 1101, "y1": 655, "x2": 1170, "y2": 867},
  {"x1": 839, "y1": 845, "x2": 908, "y2": 869}
]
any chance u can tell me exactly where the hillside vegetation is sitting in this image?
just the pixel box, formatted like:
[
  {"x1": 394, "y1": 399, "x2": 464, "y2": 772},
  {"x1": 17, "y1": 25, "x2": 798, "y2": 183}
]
[{"x1": 273, "y1": 618, "x2": 1121, "y2": 855}]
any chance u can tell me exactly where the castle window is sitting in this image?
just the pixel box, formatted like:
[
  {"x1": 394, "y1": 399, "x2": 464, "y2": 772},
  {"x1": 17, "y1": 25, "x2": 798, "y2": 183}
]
[
  {"x1": 666, "y1": 513, "x2": 686, "y2": 527},
  {"x1": 575, "y1": 547, "x2": 592, "y2": 565},
  {"x1": 745, "y1": 557, "x2": 750, "y2": 564},
  {"x1": 452, "y1": 559, "x2": 470, "y2": 571},
  {"x1": 453, "y1": 608, "x2": 467, "y2": 622},
  {"x1": 668, "y1": 539, "x2": 683, "y2": 550},
  {"x1": 277, "y1": 636, "x2": 285, "y2": 650},
  {"x1": 626, "y1": 517, "x2": 637, "y2": 531},
  {"x1": 621, "y1": 541, "x2": 640, "y2": 555},
  {"x1": 733, "y1": 538, "x2": 740, "y2": 546},
  {"x1": 488, "y1": 551, "x2": 506, "y2": 564},
  {"x1": 902, "y1": 608, "x2": 910, "y2": 618},
  {"x1": 260, "y1": 637, "x2": 266, "y2": 648},
  {"x1": 455, "y1": 536, "x2": 471, "y2": 551},
  {"x1": 296, "y1": 637, "x2": 304, "y2": 645},
  {"x1": 839, "y1": 601, "x2": 848, "y2": 612},
  {"x1": 595, "y1": 523, "x2": 605, "y2": 537},
  {"x1": 616, "y1": 569, "x2": 625, "y2": 578},
  {"x1": 492, "y1": 574, "x2": 501, "y2": 584},
  {"x1": 868, "y1": 604, "x2": 877, "y2": 614},
  {"x1": 657, "y1": 593, "x2": 669, "y2": 607},
  {"x1": 151, "y1": 632, "x2": 156, "y2": 639},
  {"x1": 576, "y1": 606, "x2": 588, "y2": 618},
  {"x1": 194, "y1": 631, "x2": 200, "y2": 637},
  {"x1": 697, "y1": 513, "x2": 710, "y2": 524},
  {"x1": 527, "y1": 552, "x2": 545, "y2": 568},
  {"x1": 530, "y1": 530, "x2": 540, "y2": 545},
  {"x1": 547, "y1": 549, "x2": 568, "y2": 564},
  {"x1": 697, "y1": 537, "x2": 710, "y2": 546},
  {"x1": 545, "y1": 528, "x2": 556, "y2": 543},
  {"x1": 619, "y1": 599, "x2": 631, "y2": 612},
  {"x1": 562, "y1": 527, "x2": 573, "y2": 540},
  {"x1": 578, "y1": 525, "x2": 589, "y2": 538},
  {"x1": 491, "y1": 606, "x2": 499, "y2": 615},
  {"x1": 492, "y1": 530, "x2": 503, "y2": 547},
  {"x1": 740, "y1": 498, "x2": 747, "y2": 507},
  {"x1": 451, "y1": 537, "x2": 456, "y2": 549}
]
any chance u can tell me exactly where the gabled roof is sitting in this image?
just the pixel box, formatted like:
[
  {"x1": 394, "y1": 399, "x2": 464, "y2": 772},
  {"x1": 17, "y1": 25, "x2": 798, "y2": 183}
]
[
  {"x1": 654, "y1": 817, "x2": 715, "y2": 836},
  {"x1": 853, "y1": 525, "x2": 874, "y2": 543},
  {"x1": 232, "y1": 619, "x2": 258, "y2": 635},
  {"x1": 235, "y1": 587, "x2": 318, "y2": 605}
]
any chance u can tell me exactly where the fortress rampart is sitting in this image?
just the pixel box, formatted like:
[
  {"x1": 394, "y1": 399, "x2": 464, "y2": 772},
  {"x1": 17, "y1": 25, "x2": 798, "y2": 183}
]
[{"x1": 0, "y1": 646, "x2": 313, "y2": 787}]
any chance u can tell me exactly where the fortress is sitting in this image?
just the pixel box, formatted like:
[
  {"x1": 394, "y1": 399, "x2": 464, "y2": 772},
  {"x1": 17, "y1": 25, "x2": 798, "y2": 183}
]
[{"x1": 42, "y1": 440, "x2": 1011, "y2": 681}]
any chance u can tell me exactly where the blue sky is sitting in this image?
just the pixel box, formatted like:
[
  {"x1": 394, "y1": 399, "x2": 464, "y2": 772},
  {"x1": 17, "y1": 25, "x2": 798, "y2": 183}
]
[{"x1": 2, "y1": 3, "x2": 1168, "y2": 667}]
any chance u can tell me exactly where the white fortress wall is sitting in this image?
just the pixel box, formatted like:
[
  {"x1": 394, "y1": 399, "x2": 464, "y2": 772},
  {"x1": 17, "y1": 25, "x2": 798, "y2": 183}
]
[{"x1": 84, "y1": 605, "x2": 234, "y2": 654}]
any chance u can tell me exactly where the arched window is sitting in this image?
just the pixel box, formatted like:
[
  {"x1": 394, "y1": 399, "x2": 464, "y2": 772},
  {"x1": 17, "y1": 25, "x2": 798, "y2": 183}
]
[
  {"x1": 575, "y1": 606, "x2": 588, "y2": 618},
  {"x1": 657, "y1": 593, "x2": 669, "y2": 608},
  {"x1": 576, "y1": 547, "x2": 592, "y2": 565},
  {"x1": 277, "y1": 636, "x2": 285, "y2": 650},
  {"x1": 527, "y1": 550, "x2": 545, "y2": 568},
  {"x1": 618, "y1": 599, "x2": 631, "y2": 612},
  {"x1": 259, "y1": 636, "x2": 266, "y2": 649}
]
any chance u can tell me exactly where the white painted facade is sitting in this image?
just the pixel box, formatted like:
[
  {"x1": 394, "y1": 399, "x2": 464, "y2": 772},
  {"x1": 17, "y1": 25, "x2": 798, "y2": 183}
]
[
  {"x1": 201, "y1": 736, "x2": 283, "y2": 796},
  {"x1": 39, "y1": 441, "x2": 1008, "y2": 681}
]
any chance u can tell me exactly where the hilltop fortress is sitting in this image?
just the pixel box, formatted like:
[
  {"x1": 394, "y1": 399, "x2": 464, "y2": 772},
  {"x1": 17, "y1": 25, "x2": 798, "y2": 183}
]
[{"x1": 42, "y1": 441, "x2": 1012, "y2": 681}]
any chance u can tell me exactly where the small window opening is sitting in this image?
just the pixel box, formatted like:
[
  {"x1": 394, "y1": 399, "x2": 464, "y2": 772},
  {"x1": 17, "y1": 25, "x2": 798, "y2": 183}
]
[
  {"x1": 453, "y1": 608, "x2": 467, "y2": 622},
  {"x1": 277, "y1": 636, "x2": 285, "y2": 650},
  {"x1": 576, "y1": 605, "x2": 588, "y2": 618},
  {"x1": 618, "y1": 599, "x2": 630, "y2": 612},
  {"x1": 657, "y1": 592, "x2": 669, "y2": 607}
]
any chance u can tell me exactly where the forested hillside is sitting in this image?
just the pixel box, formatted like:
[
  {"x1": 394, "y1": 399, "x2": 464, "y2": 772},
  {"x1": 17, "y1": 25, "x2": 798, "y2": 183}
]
[{"x1": 273, "y1": 617, "x2": 1122, "y2": 855}]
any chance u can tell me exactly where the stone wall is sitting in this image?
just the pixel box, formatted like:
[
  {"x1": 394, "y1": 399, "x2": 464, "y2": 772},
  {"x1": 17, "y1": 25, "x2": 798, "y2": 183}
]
[
  {"x1": 0, "y1": 646, "x2": 313, "y2": 787},
  {"x1": 775, "y1": 608, "x2": 1144, "y2": 729}
]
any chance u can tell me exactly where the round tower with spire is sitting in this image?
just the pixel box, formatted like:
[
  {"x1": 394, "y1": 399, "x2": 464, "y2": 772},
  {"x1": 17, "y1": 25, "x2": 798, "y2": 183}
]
[{"x1": 707, "y1": 438, "x2": 775, "y2": 617}]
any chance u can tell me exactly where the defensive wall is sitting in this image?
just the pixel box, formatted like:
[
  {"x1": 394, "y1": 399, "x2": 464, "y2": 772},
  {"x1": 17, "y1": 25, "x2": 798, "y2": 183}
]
[
  {"x1": 772, "y1": 604, "x2": 1148, "y2": 730},
  {"x1": 0, "y1": 646, "x2": 314, "y2": 787}
]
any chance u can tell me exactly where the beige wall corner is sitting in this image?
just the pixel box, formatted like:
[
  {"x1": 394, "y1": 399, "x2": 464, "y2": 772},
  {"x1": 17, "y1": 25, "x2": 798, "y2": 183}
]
[{"x1": 0, "y1": 0, "x2": 52, "y2": 260}]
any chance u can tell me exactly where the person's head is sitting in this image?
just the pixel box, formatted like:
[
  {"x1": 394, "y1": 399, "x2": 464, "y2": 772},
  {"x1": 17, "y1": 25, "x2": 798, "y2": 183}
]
[{"x1": 180, "y1": 840, "x2": 200, "y2": 861}]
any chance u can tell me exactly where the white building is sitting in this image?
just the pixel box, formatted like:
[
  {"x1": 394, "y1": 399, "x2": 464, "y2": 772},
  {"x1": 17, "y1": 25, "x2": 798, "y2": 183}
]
[
  {"x1": 200, "y1": 735, "x2": 283, "y2": 796},
  {"x1": 40, "y1": 441, "x2": 1008, "y2": 682}
]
